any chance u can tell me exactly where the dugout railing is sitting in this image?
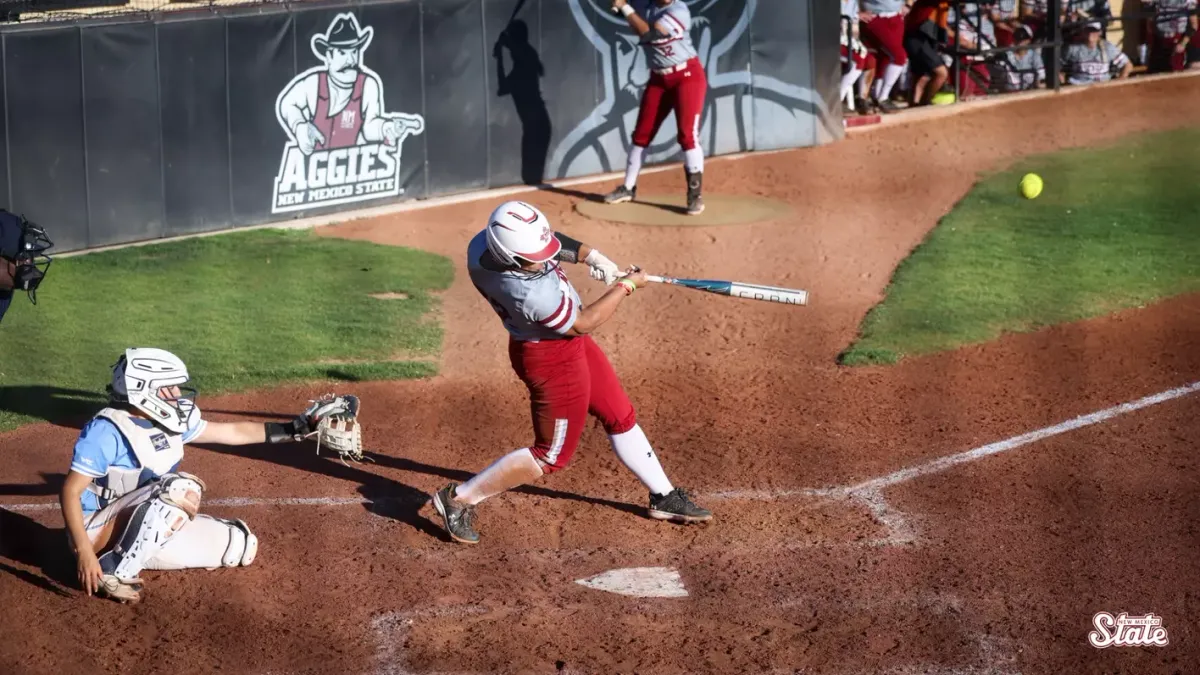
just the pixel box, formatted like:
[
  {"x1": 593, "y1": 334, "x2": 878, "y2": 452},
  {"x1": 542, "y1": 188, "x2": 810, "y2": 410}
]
[{"x1": 942, "y1": 0, "x2": 1199, "y2": 101}]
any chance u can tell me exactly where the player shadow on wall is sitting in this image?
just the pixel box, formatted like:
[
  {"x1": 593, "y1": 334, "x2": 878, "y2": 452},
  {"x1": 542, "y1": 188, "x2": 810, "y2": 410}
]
[
  {"x1": 0, "y1": 386, "x2": 107, "y2": 429},
  {"x1": 494, "y1": 19, "x2": 552, "y2": 186}
]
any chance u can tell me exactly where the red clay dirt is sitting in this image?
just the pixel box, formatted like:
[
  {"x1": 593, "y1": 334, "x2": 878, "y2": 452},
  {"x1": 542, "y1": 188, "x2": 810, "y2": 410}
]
[{"x1": 2, "y1": 75, "x2": 1199, "y2": 675}]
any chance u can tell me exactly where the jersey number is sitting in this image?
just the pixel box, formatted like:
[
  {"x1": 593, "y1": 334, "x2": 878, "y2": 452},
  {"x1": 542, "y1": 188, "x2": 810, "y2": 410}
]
[
  {"x1": 658, "y1": 44, "x2": 675, "y2": 58},
  {"x1": 473, "y1": 282, "x2": 511, "y2": 322}
]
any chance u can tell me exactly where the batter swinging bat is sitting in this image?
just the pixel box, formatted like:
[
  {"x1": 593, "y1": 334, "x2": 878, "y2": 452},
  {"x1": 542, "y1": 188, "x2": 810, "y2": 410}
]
[{"x1": 645, "y1": 275, "x2": 809, "y2": 306}]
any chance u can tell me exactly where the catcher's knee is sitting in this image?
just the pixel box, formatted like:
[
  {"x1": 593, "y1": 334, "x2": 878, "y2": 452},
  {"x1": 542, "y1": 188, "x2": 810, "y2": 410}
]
[
  {"x1": 220, "y1": 517, "x2": 258, "y2": 567},
  {"x1": 157, "y1": 472, "x2": 205, "y2": 519}
]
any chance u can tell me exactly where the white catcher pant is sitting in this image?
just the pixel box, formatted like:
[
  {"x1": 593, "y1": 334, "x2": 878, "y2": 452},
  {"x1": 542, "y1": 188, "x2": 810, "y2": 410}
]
[{"x1": 84, "y1": 484, "x2": 245, "y2": 571}]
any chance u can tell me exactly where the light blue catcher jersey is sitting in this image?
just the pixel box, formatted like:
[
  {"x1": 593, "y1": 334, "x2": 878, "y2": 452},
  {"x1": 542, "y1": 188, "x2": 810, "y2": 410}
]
[
  {"x1": 70, "y1": 411, "x2": 206, "y2": 516},
  {"x1": 640, "y1": 0, "x2": 698, "y2": 71},
  {"x1": 467, "y1": 230, "x2": 582, "y2": 342}
]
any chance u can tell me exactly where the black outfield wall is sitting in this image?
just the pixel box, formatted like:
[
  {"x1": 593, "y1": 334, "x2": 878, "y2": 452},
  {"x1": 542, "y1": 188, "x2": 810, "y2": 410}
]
[{"x1": 0, "y1": 0, "x2": 839, "y2": 253}]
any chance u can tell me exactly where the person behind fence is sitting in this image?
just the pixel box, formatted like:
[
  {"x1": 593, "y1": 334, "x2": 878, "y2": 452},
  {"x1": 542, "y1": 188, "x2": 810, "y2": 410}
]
[
  {"x1": 1020, "y1": 0, "x2": 1050, "y2": 39},
  {"x1": 0, "y1": 209, "x2": 52, "y2": 325},
  {"x1": 1001, "y1": 24, "x2": 1046, "y2": 91},
  {"x1": 841, "y1": 0, "x2": 877, "y2": 113},
  {"x1": 1061, "y1": 20, "x2": 1132, "y2": 85},
  {"x1": 859, "y1": 0, "x2": 909, "y2": 112},
  {"x1": 60, "y1": 348, "x2": 362, "y2": 604},
  {"x1": 1144, "y1": 0, "x2": 1199, "y2": 72},
  {"x1": 903, "y1": 0, "x2": 951, "y2": 106},
  {"x1": 944, "y1": 1, "x2": 995, "y2": 98},
  {"x1": 991, "y1": 0, "x2": 1022, "y2": 47}
]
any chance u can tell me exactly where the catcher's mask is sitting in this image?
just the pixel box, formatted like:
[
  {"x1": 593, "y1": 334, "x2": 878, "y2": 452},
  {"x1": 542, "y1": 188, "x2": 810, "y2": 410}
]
[
  {"x1": 0, "y1": 211, "x2": 52, "y2": 305},
  {"x1": 107, "y1": 348, "x2": 198, "y2": 434}
]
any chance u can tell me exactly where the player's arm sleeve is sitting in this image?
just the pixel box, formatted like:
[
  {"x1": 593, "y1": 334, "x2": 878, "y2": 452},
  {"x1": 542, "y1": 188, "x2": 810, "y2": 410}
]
[
  {"x1": 69, "y1": 421, "x2": 116, "y2": 479},
  {"x1": 554, "y1": 232, "x2": 585, "y2": 264},
  {"x1": 1109, "y1": 44, "x2": 1130, "y2": 69},
  {"x1": 522, "y1": 285, "x2": 578, "y2": 335},
  {"x1": 181, "y1": 406, "x2": 208, "y2": 445}
]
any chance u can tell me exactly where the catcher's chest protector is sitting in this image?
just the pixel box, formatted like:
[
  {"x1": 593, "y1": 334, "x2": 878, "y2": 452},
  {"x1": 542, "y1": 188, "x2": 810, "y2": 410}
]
[{"x1": 87, "y1": 408, "x2": 185, "y2": 503}]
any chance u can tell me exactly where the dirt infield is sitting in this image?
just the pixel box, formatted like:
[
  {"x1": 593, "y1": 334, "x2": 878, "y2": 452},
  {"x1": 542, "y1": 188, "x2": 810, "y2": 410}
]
[{"x1": 3, "y1": 75, "x2": 1200, "y2": 675}]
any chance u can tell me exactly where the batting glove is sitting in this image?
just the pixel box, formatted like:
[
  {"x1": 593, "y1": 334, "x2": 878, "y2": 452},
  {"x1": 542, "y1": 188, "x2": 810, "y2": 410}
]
[{"x1": 584, "y1": 249, "x2": 622, "y2": 285}]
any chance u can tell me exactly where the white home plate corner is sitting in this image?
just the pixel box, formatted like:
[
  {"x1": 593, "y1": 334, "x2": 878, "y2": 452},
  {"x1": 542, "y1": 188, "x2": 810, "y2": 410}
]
[{"x1": 575, "y1": 567, "x2": 689, "y2": 598}]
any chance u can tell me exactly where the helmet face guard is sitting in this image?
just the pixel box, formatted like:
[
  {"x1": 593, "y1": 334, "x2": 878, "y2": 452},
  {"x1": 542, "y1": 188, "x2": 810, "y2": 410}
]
[
  {"x1": 108, "y1": 348, "x2": 197, "y2": 434},
  {"x1": 6, "y1": 218, "x2": 53, "y2": 305}
]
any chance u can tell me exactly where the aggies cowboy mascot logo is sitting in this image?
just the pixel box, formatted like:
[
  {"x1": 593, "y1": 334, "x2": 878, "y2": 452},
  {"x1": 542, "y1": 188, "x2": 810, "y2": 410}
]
[{"x1": 272, "y1": 13, "x2": 426, "y2": 214}]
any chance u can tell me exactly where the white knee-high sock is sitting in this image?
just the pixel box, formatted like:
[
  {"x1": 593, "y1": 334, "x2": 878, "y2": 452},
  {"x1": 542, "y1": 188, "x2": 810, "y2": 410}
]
[
  {"x1": 879, "y1": 63, "x2": 905, "y2": 100},
  {"x1": 453, "y1": 448, "x2": 545, "y2": 506},
  {"x1": 624, "y1": 146, "x2": 646, "y2": 189},
  {"x1": 683, "y1": 148, "x2": 704, "y2": 174},
  {"x1": 609, "y1": 425, "x2": 674, "y2": 496},
  {"x1": 840, "y1": 67, "x2": 862, "y2": 103}
]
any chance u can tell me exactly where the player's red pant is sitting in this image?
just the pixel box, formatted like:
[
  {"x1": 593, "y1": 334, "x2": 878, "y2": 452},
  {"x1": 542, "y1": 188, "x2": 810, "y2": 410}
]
[
  {"x1": 631, "y1": 56, "x2": 708, "y2": 150},
  {"x1": 509, "y1": 335, "x2": 637, "y2": 472},
  {"x1": 860, "y1": 14, "x2": 908, "y2": 78}
]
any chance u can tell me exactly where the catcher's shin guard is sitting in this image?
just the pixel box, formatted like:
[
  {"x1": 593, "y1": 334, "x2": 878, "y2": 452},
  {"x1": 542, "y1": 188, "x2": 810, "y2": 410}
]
[{"x1": 97, "y1": 474, "x2": 204, "y2": 593}]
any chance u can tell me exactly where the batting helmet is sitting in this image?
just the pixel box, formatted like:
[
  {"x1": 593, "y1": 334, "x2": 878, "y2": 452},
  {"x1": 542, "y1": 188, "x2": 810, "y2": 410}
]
[{"x1": 484, "y1": 201, "x2": 561, "y2": 267}]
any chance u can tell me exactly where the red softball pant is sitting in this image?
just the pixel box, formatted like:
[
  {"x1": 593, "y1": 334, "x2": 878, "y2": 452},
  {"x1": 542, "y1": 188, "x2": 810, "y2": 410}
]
[
  {"x1": 508, "y1": 335, "x2": 637, "y2": 473},
  {"x1": 860, "y1": 14, "x2": 908, "y2": 78},
  {"x1": 631, "y1": 56, "x2": 708, "y2": 151}
]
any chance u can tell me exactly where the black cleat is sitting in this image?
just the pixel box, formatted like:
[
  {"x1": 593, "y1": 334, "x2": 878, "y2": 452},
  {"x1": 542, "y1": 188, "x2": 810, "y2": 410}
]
[
  {"x1": 874, "y1": 98, "x2": 901, "y2": 114},
  {"x1": 649, "y1": 487, "x2": 713, "y2": 523},
  {"x1": 685, "y1": 170, "x2": 704, "y2": 215},
  {"x1": 603, "y1": 184, "x2": 637, "y2": 204},
  {"x1": 432, "y1": 483, "x2": 480, "y2": 544}
]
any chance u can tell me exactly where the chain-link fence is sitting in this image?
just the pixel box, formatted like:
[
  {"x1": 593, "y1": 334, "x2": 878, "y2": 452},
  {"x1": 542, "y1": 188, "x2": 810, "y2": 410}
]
[{"x1": 0, "y1": 0, "x2": 274, "y2": 24}]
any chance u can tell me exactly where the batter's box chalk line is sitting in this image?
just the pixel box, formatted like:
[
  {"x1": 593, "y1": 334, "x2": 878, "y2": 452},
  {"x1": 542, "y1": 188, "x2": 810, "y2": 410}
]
[{"x1": 4, "y1": 381, "x2": 1197, "y2": 551}]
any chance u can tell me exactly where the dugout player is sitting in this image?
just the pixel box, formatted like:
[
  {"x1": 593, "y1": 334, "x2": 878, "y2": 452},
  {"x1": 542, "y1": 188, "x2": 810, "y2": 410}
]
[
  {"x1": 904, "y1": 0, "x2": 951, "y2": 107},
  {"x1": 61, "y1": 348, "x2": 352, "y2": 603},
  {"x1": 1062, "y1": 21, "x2": 1132, "y2": 85},
  {"x1": 0, "y1": 209, "x2": 52, "y2": 324},
  {"x1": 601, "y1": 0, "x2": 709, "y2": 215},
  {"x1": 859, "y1": 0, "x2": 910, "y2": 113},
  {"x1": 432, "y1": 200, "x2": 712, "y2": 545},
  {"x1": 1144, "y1": 0, "x2": 1199, "y2": 73}
]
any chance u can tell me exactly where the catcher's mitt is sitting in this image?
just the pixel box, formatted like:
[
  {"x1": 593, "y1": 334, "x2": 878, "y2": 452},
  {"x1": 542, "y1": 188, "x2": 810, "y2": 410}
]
[{"x1": 301, "y1": 394, "x2": 369, "y2": 466}]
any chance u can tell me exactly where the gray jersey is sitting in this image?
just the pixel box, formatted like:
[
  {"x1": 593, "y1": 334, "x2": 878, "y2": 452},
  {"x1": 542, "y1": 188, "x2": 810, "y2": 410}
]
[
  {"x1": 1004, "y1": 49, "x2": 1045, "y2": 90},
  {"x1": 640, "y1": 0, "x2": 697, "y2": 71},
  {"x1": 841, "y1": 0, "x2": 860, "y2": 18},
  {"x1": 1151, "y1": 0, "x2": 1197, "y2": 37},
  {"x1": 861, "y1": 0, "x2": 904, "y2": 13},
  {"x1": 467, "y1": 230, "x2": 582, "y2": 341},
  {"x1": 1063, "y1": 41, "x2": 1129, "y2": 84}
]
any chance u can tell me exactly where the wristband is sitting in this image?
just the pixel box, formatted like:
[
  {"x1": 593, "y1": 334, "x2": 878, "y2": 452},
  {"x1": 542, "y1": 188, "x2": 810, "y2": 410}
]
[
  {"x1": 265, "y1": 419, "x2": 306, "y2": 444},
  {"x1": 617, "y1": 279, "x2": 636, "y2": 295},
  {"x1": 620, "y1": 4, "x2": 635, "y2": 17}
]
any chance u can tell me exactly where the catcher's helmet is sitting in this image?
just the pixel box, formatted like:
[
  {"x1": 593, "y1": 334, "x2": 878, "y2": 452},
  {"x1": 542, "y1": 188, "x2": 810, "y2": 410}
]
[
  {"x1": 108, "y1": 347, "x2": 197, "y2": 434},
  {"x1": 484, "y1": 200, "x2": 561, "y2": 267}
]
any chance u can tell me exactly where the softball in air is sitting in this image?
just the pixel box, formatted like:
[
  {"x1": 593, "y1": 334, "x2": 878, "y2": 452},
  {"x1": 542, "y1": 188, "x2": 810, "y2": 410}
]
[{"x1": 1020, "y1": 173, "x2": 1043, "y2": 199}]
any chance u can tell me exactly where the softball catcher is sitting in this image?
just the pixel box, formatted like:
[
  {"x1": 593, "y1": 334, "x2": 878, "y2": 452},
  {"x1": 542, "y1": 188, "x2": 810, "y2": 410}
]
[
  {"x1": 59, "y1": 348, "x2": 363, "y2": 603},
  {"x1": 431, "y1": 200, "x2": 712, "y2": 545}
]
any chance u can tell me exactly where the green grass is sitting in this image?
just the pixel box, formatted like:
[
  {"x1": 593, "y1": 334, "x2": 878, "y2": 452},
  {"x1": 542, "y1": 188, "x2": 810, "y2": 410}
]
[
  {"x1": 839, "y1": 127, "x2": 1200, "y2": 366},
  {"x1": 0, "y1": 229, "x2": 454, "y2": 431}
]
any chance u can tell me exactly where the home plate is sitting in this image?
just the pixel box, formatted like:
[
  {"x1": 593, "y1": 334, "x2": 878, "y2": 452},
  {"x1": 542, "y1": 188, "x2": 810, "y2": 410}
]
[{"x1": 574, "y1": 567, "x2": 689, "y2": 598}]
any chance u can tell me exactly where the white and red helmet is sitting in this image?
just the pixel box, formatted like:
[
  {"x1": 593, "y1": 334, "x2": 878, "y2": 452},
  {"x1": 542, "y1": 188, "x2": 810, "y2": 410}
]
[{"x1": 484, "y1": 200, "x2": 561, "y2": 266}]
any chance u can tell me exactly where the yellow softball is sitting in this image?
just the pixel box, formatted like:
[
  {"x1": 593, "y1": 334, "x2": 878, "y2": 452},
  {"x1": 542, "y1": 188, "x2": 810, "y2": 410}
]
[{"x1": 1020, "y1": 173, "x2": 1043, "y2": 199}]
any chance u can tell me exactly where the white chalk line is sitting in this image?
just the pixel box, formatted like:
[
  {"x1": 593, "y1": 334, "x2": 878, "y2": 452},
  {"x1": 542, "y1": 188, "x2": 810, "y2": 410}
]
[{"x1": 5, "y1": 380, "x2": 1198, "y2": 548}]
